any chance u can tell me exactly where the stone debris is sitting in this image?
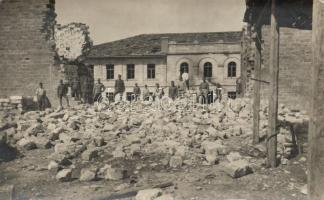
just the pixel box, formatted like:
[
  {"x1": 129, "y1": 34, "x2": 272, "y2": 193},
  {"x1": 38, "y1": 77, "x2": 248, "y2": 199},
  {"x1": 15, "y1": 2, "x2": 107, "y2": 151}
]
[
  {"x1": 169, "y1": 155, "x2": 183, "y2": 168},
  {"x1": 104, "y1": 166, "x2": 128, "y2": 181},
  {"x1": 79, "y1": 168, "x2": 97, "y2": 182},
  {"x1": 0, "y1": 97, "x2": 309, "y2": 188},
  {"x1": 155, "y1": 194, "x2": 175, "y2": 200},
  {"x1": 17, "y1": 138, "x2": 37, "y2": 150},
  {"x1": 56, "y1": 169, "x2": 72, "y2": 182},
  {"x1": 81, "y1": 148, "x2": 98, "y2": 161},
  {"x1": 300, "y1": 184, "x2": 307, "y2": 195},
  {"x1": 222, "y1": 159, "x2": 253, "y2": 178},
  {"x1": 135, "y1": 188, "x2": 162, "y2": 200},
  {"x1": 48, "y1": 161, "x2": 60, "y2": 173}
]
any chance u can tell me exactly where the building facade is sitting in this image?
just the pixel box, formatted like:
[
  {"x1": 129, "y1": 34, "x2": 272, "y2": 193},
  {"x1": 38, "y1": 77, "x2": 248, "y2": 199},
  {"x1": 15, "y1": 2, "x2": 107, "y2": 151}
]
[{"x1": 84, "y1": 32, "x2": 242, "y2": 100}]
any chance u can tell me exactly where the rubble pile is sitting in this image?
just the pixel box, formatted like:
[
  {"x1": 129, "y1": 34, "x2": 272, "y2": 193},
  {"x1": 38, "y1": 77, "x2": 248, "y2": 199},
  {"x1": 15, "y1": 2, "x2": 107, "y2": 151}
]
[
  {"x1": 0, "y1": 97, "x2": 309, "y2": 188},
  {"x1": 0, "y1": 96, "x2": 23, "y2": 112},
  {"x1": 258, "y1": 101, "x2": 309, "y2": 163}
]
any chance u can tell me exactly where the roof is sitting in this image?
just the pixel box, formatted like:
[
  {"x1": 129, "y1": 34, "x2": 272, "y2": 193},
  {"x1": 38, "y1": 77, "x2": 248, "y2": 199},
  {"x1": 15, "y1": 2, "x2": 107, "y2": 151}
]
[{"x1": 86, "y1": 31, "x2": 242, "y2": 58}]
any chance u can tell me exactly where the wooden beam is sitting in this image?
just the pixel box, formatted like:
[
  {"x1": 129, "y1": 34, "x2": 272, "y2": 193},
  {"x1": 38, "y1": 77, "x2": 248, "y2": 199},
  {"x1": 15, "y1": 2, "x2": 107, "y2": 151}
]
[
  {"x1": 267, "y1": 0, "x2": 279, "y2": 168},
  {"x1": 308, "y1": 0, "x2": 324, "y2": 199},
  {"x1": 252, "y1": 27, "x2": 261, "y2": 144}
]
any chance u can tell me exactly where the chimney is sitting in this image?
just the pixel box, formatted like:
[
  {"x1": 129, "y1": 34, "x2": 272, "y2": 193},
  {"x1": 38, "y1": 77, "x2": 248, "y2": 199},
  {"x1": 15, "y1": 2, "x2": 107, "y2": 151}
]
[{"x1": 161, "y1": 37, "x2": 169, "y2": 53}]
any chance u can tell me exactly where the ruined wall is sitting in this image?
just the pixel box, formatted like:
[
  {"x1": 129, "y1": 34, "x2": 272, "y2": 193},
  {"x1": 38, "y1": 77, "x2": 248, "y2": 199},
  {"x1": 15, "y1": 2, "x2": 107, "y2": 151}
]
[
  {"x1": 260, "y1": 26, "x2": 312, "y2": 110},
  {"x1": 55, "y1": 23, "x2": 92, "y2": 62},
  {"x1": 0, "y1": 0, "x2": 63, "y2": 106}
]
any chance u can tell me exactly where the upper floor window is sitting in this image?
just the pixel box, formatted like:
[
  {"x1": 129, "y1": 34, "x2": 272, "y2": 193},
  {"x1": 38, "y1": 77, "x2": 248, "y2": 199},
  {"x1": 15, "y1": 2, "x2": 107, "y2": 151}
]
[
  {"x1": 203, "y1": 62, "x2": 213, "y2": 78},
  {"x1": 127, "y1": 64, "x2": 135, "y2": 79},
  {"x1": 147, "y1": 64, "x2": 156, "y2": 79},
  {"x1": 228, "y1": 62, "x2": 237, "y2": 78},
  {"x1": 106, "y1": 64, "x2": 114, "y2": 80}
]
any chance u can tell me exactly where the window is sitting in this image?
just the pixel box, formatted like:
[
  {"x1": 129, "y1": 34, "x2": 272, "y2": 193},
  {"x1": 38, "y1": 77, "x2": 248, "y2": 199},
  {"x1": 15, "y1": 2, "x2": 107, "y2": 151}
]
[
  {"x1": 203, "y1": 62, "x2": 213, "y2": 78},
  {"x1": 180, "y1": 62, "x2": 189, "y2": 75},
  {"x1": 127, "y1": 64, "x2": 135, "y2": 79},
  {"x1": 147, "y1": 64, "x2": 156, "y2": 79},
  {"x1": 228, "y1": 91, "x2": 237, "y2": 99},
  {"x1": 126, "y1": 92, "x2": 134, "y2": 101},
  {"x1": 228, "y1": 62, "x2": 237, "y2": 78},
  {"x1": 106, "y1": 64, "x2": 114, "y2": 80}
]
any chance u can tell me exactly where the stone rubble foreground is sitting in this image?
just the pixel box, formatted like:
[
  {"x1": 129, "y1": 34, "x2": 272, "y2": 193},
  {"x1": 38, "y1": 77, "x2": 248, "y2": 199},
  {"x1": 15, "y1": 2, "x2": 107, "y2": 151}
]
[{"x1": 0, "y1": 97, "x2": 309, "y2": 198}]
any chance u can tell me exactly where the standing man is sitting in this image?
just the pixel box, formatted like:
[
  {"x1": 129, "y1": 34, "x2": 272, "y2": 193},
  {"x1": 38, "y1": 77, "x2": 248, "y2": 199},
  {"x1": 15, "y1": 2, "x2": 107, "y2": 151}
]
[
  {"x1": 153, "y1": 83, "x2": 164, "y2": 101},
  {"x1": 93, "y1": 78, "x2": 106, "y2": 103},
  {"x1": 236, "y1": 76, "x2": 242, "y2": 97},
  {"x1": 36, "y1": 82, "x2": 46, "y2": 111},
  {"x1": 114, "y1": 74, "x2": 125, "y2": 101},
  {"x1": 169, "y1": 81, "x2": 178, "y2": 100},
  {"x1": 182, "y1": 71, "x2": 189, "y2": 91},
  {"x1": 57, "y1": 80, "x2": 70, "y2": 108},
  {"x1": 142, "y1": 85, "x2": 150, "y2": 101},
  {"x1": 133, "y1": 83, "x2": 141, "y2": 101},
  {"x1": 215, "y1": 82, "x2": 223, "y2": 102},
  {"x1": 199, "y1": 78, "x2": 209, "y2": 104},
  {"x1": 72, "y1": 78, "x2": 81, "y2": 101}
]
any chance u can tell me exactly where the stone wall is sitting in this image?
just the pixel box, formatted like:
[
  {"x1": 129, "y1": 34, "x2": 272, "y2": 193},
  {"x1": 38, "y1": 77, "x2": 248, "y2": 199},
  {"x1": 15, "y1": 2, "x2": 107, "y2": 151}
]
[
  {"x1": 0, "y1": 0, "x2": 63, "y2": 106},
  {"x1": 259, "y1": 26, "x2": 312, "y2": 110},
  {"x1": 55, "y1": 23, "x2": 92, "y2": 62}
]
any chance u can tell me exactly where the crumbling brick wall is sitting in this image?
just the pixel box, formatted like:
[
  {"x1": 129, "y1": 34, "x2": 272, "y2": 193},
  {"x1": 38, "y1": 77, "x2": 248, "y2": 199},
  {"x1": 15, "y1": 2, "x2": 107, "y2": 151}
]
[
  {"x1": 0, "y1": 0, "x2": 63, "y2": 106},
  {"x1": 260, "y1": 26, "x2": 312, "y2": 110},
  {"x1": 55, "y1": 23, "x2": 93, "y2": 62}
]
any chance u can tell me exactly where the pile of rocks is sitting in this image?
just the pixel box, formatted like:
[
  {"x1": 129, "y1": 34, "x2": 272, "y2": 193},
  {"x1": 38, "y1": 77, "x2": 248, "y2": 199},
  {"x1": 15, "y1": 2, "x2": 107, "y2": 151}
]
[
  {"x1": 0, "y1": 96, "x2": 23, "y2": 111},
  {"x1": 259, "y1": 101, "x2": 309, "y2": 163},
  {"x1": 0, "y1": 98, "x2": 259, "y2": 182}
]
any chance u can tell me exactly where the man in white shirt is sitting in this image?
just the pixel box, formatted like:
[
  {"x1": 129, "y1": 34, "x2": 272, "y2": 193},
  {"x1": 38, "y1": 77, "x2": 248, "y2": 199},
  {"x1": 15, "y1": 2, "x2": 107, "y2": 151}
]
[{"x1": 182, "y1": 72, "x2": 189, "y2": 91}]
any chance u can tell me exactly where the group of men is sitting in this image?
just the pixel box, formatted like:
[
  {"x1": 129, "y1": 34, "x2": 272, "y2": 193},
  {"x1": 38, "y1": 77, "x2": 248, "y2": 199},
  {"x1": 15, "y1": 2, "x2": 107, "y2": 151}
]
[
  {"x1": 35, "y1": 80, "x2": 70, "y2": 110},
  {"x1": 35, "y1": 73, "x2": 229, "y2": 111}
]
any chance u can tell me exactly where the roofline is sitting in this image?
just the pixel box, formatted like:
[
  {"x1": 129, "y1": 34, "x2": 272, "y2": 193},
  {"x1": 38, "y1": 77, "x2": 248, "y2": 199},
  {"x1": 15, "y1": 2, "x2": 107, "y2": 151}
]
[
  {"x1": 92, "y1": 31, "x2": 243, "y2": 47},
  {"x1": 168, "y1": 41, "x2": 241, "y2": 45},
  {"x1": 84, "y1": 54, "x2": 166, "y2": 59},
  {"x1": 83, "y1": 51, "x2": 242, "y2": 60}
]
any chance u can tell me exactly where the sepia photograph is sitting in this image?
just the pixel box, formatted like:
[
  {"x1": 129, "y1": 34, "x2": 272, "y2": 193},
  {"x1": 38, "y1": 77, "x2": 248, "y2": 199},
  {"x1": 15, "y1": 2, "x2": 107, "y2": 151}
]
[{"x1": 0, "y1": 0, "x2": 323, "y2": 199}]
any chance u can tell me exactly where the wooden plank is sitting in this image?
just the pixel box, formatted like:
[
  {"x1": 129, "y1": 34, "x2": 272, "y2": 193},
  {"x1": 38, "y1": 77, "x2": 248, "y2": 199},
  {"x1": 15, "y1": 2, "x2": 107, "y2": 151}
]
[
  {"x1": 252, "y1": 30, "x2": 261, "y2": 144},
  {"x1": 308, "y1": 0, "x2": 324, "y2": 199},
  {"x1": 267, "y1": 0, "x2": 279, "y2": 168}
]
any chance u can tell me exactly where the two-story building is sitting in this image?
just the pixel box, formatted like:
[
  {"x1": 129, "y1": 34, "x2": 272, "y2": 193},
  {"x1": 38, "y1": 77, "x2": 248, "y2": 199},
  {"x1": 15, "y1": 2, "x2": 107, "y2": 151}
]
[{"x1": 83, "y1": 31, "x2": 242, "y2": 100}]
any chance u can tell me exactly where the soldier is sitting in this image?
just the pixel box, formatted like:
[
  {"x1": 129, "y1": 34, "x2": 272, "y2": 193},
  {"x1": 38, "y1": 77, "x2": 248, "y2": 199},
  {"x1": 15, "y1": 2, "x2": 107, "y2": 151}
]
[
  {"x1": 93, "y1": 78, "x2": 105, "y2": 103},
  {"x1": 114, "y1": 74, "x2": 125, "y2": 101},
  {"x1": 57, "y1": 80, "x2": 70, "y2": 108},
  {"x1": 199, "y1": 78, "x2": 209, "y2": 104},
  {"x1": 133, "y1": 83, "x2": 141, "y2": 101},
  {"x1": 142, "y1": 85, "x2": 151, "y2": 101},
  {"x1": 169, "y1": 81, "x2": 178, "y2": 100},
  {"x1": 36, "y1": 82, "x2": 46, "y2": 111},
  {"x1": 71, "y1": 78, "x2": 81, "y2": 101},
  {"x1": 153, "y1": 83, "x2": 164, "y2": 101}
]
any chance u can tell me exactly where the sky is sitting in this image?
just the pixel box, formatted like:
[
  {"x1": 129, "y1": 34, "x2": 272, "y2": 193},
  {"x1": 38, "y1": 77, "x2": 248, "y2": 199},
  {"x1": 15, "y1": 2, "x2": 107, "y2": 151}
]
[{"x1": 56, "y1": 0, "x2": 246, "y2": 45}]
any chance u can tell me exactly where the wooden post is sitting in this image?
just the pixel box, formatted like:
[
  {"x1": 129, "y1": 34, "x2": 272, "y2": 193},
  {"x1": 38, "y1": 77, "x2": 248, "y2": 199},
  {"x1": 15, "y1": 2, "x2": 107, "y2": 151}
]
[
  {"x1": 308, "y1": 0, "x2": 324, "y2": 199},
  {"x1": 267, "y1": 0, "x2": 279, "y2": 168},
  {"x1": 252, "y1": 27, "x2": 261, "y2": 144}
]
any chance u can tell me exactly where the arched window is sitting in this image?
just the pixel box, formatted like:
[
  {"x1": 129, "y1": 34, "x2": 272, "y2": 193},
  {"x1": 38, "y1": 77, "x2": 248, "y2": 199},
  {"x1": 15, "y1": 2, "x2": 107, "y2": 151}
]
[
  {"x1": 180, "y1": 62, "x2": 189, "y2": 75},
  {"x1": 228, "y1": 62, "x2": 237, "y2": 78},
  {"x1": 203, "y1": 62, "x2": 213, "y2": 78}
]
